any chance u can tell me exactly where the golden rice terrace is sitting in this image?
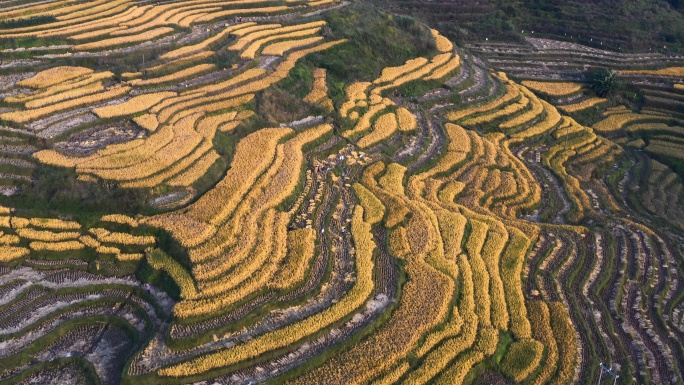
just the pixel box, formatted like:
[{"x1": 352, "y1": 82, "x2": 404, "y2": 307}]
[{"x1": 0, "y1": 0, "x2": 683, "y2": 384}]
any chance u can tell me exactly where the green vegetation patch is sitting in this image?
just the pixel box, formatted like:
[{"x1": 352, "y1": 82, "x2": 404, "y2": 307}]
[{"x1": 500, "y1": 339, "x2": 545, "y2": 382}]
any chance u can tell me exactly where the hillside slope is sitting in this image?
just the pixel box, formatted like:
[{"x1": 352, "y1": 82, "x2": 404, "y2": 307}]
[{"x1": 369, "y1": 0, "x2": 684, "y2": 53}]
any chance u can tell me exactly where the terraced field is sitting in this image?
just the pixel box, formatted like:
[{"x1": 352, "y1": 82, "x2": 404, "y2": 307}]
[{"x1": 0, "y1": 1, "x2": 683, "y2": 384}]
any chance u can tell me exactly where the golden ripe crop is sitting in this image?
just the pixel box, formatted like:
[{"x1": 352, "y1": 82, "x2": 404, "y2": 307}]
[
  {"x1": 502, "y1": 228, "x2": 533, "y2": 339},
  {"x1": 157, "y1": 93, "x2": 253, "y2": 125},
  {"x1": 0, "y1": 86, "x2": 131, "y2": 123},
  {"x1": 18, "y1": 66, "x2": 93, "y2": 88},
  {"x1": 430, "y1": 28, "x2": 453, "y2": 53},
  {"x1": 147, "y1": 248, "x2": 197, "y2": 299},
  {"x1": 240, "y1": 27, "x2": 323, "y2": 59},
  {"x1": 100, "y1": 214, "x2": 139, "y2": 227},
  {"x1": 29, "y1": 240, "x2": 85, "y2": 251},
  {"x1": 43, "y1": 2, "x2": 141, "y2": 37},
  {"x1": 133, "y1": 113, "x2": 160, "y2": 131},
  {"x1": 499, "y1": 87, "x2": 544, "y2": 129},
  {"x1": 121, "y1": 138, "x2": 214, "y2": 188},
  {"x1": 230, "y1": 21, "x2": 326, "y2": 51},
  {"x1": 548, "y1": 302, "x2": 578, "y2": 384},
  {"x1": 552, "y1": 118, "x2": 586, "y2": 139},
  {"x1": 396, "y1": 312, "x2": 473, "y2": 385},
  {"x1": 528, "y1": 301, "x2": 559, "y2": 385},
  {"x1": 79, "y1": 235, "x2": 101, "y2": 248},
  {"x1": 7, "y1": 72, "x2": 114, "y2": 104},
  {"x1": 374, "y1": 57, "x2": 428, "y2": 85},
  {"x1": 96, "y1": 245, "x2": 121, "y2": 255},
  {"x1": 74, "y1": 27, "x2": 175, "y2": 50},
  {"x1": 29, "y1": 218, "x2": 81, "y2": 230},
  {"x1": 67, "y1": 6, "x2": 148, "y2": 40},
  {"x1": 117, "y1": 252, "x2": 144, "y2": 261},
  {"x1": 0, "y1": 232, "x2": 20, "y2": 245},
  {"x1": 626, "y1": 122, "x2": 684, "y2": 136},
  {"x1": 167, "y1": 150, "x2": 220, "y2": 187},
  {"x1": 0, "y1": 2, "x2": 123, "y2": 39},
  {"x1": 369, "y1": 93, "x2": 383, "y2": 105},
  {"x1": 303, "y1": 68, "x2": 332, "y2": 110},
  {"x1": 465, "y1": 219, "x2": 492, "y2": 326},
  {"x1": 479, "y1": 227, "x2": 509, "y2": 330},
  {"x1": 193, "y1": 128, "x2": 291, "y2": 225},
  {"x1": 17, "y1": 228, "x2": 80, "y2": 241},
  {"x1": 340, "y1": 81, "x2": 371, "y2": 118},
  {"x1": 417, "y1": 254, "x2": 471, "y2": 358},
  {"x1": 593, "y1": 112, "x2": 664, "y2": 133},
  {"x1": 130, "y1": 64, "x2": 215, "y2": 86},
  {"x1": 39, "y1": 111, "x2": 218, "y2": 186},
  {"x1": 463, "y1": 94, "x2": 529, "y2": 126},
  {"x1": 604, "y1": 105, "x2": 631, "y2": 115},
  {"x1": 435, "y1": 351, "x2": 485, "y2": 384},
  {"x1": 388, "y1": 225, "x2": 411, "y2": 257},
  {"x1": 561, "y1": 96, "x2": 604, "y2": 114},
  {"x1": 645, "y1": 141, "x2": 684, "y2": 160},
  {"x1": 171, "y1": 7, "x2": 222, "y2": 27},
  {"x1": 0, "y1": 246, "x2": 29, "y2": 261},
  {"x1": 192, "y1": 209, "x2": 279, "y2": 294},
  {"x1": 144, "y1": 128, "x2": 290, "y2": 248},
  {"x1": 261, "y1": 36, "x2": 323, "y2": 56},
  {"x1": 90, "y1": 228, "x2": 155, "y2": 246},
  {"x1": 444, "y1": 123, "x2": 472, "y2": 152},
  {"x1": 38, "y1": 118, "x2": 171, "y2": 170},
  {"x1": 521, "y1": 80, "x2": 582, "y2": 96},
  {"x1": 93, "y1": 92, "x2": 176, "y2": 118},
  {"x1": 192, "y1": 68, "x2": 266, "y2": 95},
  {"x1": 357, "y1": 112, "x2": 398, "y2": 148},
  {"x1": 193, "y1": 6, "x2": 290, "y2": 24},
  {"x1": 373, "y1": 52, "x2": 452, "y2": 94},
  {"x1": 396, "y1": 108, "x2": 417, "y2": 131},
  {"x1": 622, "y1": 67, "x2": 684, "y2": 77},
  {"x1": 343, "y1": 102, "x2": 391, "y2": 139},
  {"x1": 25, "y1": 83, "x2": 104, "y2": 108},
  {"x1": 137, "y1": 52, "x2": 215, "y2": 79},
  {"x1": 68, "y1": 26, "x2": 127, "y2": 41},
  {"x1": 378, "y1": 163, "x2": 407, "y2": 196},
  {"x1": 159, "y1": 205, "x2": 375, "y2": 376},
  {"x1": 353, "y1": 183, "x2": 385, "y2": 224},
  {"x1": 438, "y1": 181, "x2": 465, "y2": 205},
  {"x1": 475, "y1": 326, "x2": 500, "y2": 356},
  {"x1": 58, "y1": 0, "x2": 128, "y2": 21},
  {"x1": 309, "y1": 0, "x2": 334, "y2": 6},
  {"x1": 256, "y1": 124, "x2": 331, "y2": 205},
  {"x1": 447, "y1": 84, "x2": 520, "y2": 121},
  {"x1": 162, "y1": 23, "x2": 254, "y2": 60},
  {"x1": 265, "y1": 39, "x2": 347, "y2": 82},
  {"x1": 231, "y1": 23, "x2": 280, "y2": 37},
  {"x1": 10, "y1": 217, "x2": 29, "y2": 228},
  {"x1": 0, "y1": 0, "x2": 75, "y2": 20},
  {"x1": 108, "y1": 5, "x2": 176, "y2": 35},
  {"x1": 425, "y1": 54, "x2": 460, "y2": 80},
  {"x1": 288, "y1": 203, "x2": 453, "y2": 384},
  {"x1": 382, "y1": 195, "x2": 409, "y2": 228},
  {"x1": 195, "y1": 111, "x2": 238, "y2": 137},
  {"x1": 373, "y1": 363, "x2": 410, "y2": 385},
  {"x1": 271, "y1": 228, "x2": 316, "y2": 290},
  {"x1": 511, "y1": 99, "x2": 562, "y2": 140}
]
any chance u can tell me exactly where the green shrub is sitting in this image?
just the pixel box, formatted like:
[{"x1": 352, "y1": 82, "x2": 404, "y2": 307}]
[{"x1": 501, "y1": 339, "x2": 545, "y2": 382}]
